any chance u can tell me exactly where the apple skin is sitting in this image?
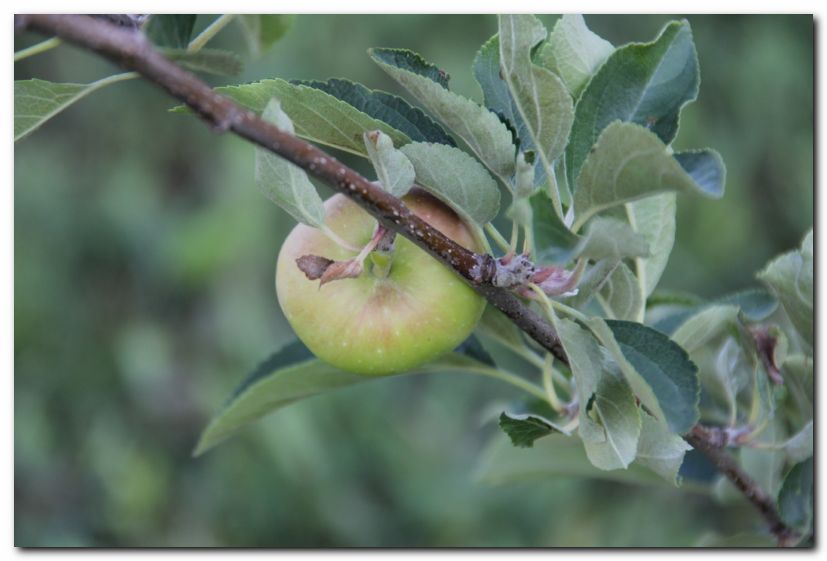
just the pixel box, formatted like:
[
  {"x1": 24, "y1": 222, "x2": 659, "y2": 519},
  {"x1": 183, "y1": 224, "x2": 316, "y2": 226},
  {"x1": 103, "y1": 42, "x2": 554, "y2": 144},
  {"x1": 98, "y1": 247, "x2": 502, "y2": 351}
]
[{"x1": 276, "y1": 190, "x2": 486, "y2": 375}]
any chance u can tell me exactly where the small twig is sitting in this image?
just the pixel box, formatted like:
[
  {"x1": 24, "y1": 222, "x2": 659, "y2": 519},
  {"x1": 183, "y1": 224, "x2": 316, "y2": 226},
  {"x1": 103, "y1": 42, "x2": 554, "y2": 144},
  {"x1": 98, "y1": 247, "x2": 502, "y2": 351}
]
[
  {"x1": 685, "y1": 426, "x2": 800, "y2": 547},
  {"x1": 17, "y1": 14, "x2": 801, "y2": 545}
]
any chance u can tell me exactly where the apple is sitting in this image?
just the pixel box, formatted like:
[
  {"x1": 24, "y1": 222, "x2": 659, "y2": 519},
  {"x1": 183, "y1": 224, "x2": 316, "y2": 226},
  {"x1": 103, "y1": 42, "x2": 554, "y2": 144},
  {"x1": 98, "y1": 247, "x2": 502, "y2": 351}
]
[{"x1": 275, "y1": 189, "x2": 486, "y2": 375}]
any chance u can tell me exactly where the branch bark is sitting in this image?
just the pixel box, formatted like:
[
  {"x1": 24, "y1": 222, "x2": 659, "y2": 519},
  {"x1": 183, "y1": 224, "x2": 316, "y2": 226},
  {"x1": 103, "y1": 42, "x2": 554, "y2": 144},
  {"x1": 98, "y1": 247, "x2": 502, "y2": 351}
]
[{"x1": 16, "y1": 13, "x2": 799, "y2": 546}]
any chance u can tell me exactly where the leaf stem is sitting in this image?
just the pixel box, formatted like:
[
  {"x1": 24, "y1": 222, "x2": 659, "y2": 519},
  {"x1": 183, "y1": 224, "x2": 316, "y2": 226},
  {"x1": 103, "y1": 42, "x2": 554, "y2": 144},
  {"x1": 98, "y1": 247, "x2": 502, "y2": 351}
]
[
  {"x1": 507, "y1": 220, "x2": 519, "y2": 256},
  {"x1": 14, "y1": 36, "x2": 62, "y2": 61},
  {"x1": 542, "y1": 353, "x2": 564, "y2": 412},
  {"x1": 484, "y1": 223, "x2": 510, "y2": 253},
  {"x1": 460, "y1": 366, "x2": 548, "y2": 402},
  {"x1": 187, "y1": 14, "x2": 235, "y2": 53}
]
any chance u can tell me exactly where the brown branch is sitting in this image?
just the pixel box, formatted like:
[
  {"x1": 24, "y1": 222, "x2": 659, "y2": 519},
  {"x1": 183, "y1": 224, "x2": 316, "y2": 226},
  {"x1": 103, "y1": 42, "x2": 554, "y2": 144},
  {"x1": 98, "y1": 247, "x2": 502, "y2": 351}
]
[
  {"x1": 685, "y1": 426, "x2": 800, "y2": 547},
  {"x1": 16, "y1": 14, "x2": 798, "y2": 546}
]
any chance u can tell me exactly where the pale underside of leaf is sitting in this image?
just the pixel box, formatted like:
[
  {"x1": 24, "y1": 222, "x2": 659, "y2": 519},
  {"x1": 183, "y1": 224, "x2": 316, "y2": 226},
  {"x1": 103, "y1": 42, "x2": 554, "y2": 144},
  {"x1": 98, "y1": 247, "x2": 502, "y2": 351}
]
[
  {"x1": 573, "y1": 121, "x2": 723, "y2": 230},
  {"x1": 537, "y1": 14, "x2": 614, "y2": 98},
  {"x1": 400, "y1": 141, "x2": 500, "y2": 225},
  {"x1": 498, "y1": 14, "x2": 574, "y2": 211}
]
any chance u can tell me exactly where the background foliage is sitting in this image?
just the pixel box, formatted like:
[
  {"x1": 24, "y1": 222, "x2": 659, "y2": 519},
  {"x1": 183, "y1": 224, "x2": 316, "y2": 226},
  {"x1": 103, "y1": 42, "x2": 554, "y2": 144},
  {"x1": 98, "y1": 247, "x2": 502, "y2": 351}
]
[{"x1": 14, "y1": 14, "x2": 812, "y2": 546}]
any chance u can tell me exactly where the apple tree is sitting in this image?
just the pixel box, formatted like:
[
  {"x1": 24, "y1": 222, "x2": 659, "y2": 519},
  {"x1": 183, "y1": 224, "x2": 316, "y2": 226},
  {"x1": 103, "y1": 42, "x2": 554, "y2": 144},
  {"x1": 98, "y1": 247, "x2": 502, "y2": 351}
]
[{"x1": 14, "y1": 14, "x2": 813, "y2": 547}]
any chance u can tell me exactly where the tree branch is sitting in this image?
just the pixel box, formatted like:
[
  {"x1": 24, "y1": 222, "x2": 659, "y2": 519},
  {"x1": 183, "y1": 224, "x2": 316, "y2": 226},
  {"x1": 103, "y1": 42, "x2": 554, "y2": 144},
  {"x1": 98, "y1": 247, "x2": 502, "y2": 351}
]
[{"x1": 16, "y1": 13, "x2": 798, "y2": 546}]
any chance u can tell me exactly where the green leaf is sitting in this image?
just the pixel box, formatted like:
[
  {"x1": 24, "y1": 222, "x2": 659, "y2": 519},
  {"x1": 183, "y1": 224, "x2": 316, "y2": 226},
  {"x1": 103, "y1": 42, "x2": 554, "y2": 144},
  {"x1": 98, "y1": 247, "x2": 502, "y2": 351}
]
[
  {"x1": 778, "y1": 457, "x2": 814, "y2": 533},
  {"x1": 237, "y1": 14, "x2": 295, "y2": 56},
  {"x1": 196, "y1": 341, "x2": 515, "y2": 456},
  {"x1": 784, "y1": 421, "x2": 813, "y2": 464},
  {"x1": 14, "y1": 74, "x2": 136, "y2": 142},
  {"x1": 587, "y1": 318, "x2": 700, "y2": 434},
  {"x1": 399, "y1": 142, "x2": 500, "y2": 225},
  {"x1": 635, "y1": 410, "x2": 691, "y2": 484},
  {"x1": 717, "y1": 288, "x2": 778, "y2": 322},
  {"x1": 572, "y1": 122, "x2": 724, "y2": 229},
  {"x1": 145, "y1": 14, "x2": 197, "y2": 48},
  {"x1": 581, "y1": 366, "x2": 641, "y2": 471},
  {"x1": 757, "y1": 229, "x2": 813, "y2": 346},
  {"x1": 370, "y1": 48, "x2": 516, "y2": 181},
  {"x1": 597, "y1": 261, "x2": 645, "y2": 321},
  {"x1": 529, "y1": 190, "x2": 580, "y2": 264},
  {"x1": 625, "y1": 193, "x2": 676, "y2": 298},
  {"x1": 671, "y1": 305, "x2": 740, "y2": 354},
  {"x1": 476, "y1": 433, "x2": 663, "y2": 487},
  {"x1": 294, "y1": 78, "x2": 455, "y2": 145},
  {"x1": 498, "y1": 15, "x2": 574, "y2": 195},
  {"x1": 159, "y1": 47, "x2": 243, "y2": 76},
  {"x1": 498, "y1": 398, "x2": 570, "y2": 448},
  {"x1": 674, "y1": 149, "x2": 727, "y2": 196},
  {"x1": 537, "y1": 15, "x2": 614, "y2": 98},
  {"x1": 255, "y1": 99, "x2": 325, "y2": 227},
  {"x1": 555, "y1": 318, "x2": 640, "y2": 470},
  {"x1": 579, "y1": 216, "x2": 650, "y2": 261},
  {"x1": 369, "y1": 48, "x2": 450, "y2": 88},
  {"x1": 566, "y1": 259, "x2": 619, "y2": 309},
  {"x1": 473, "y1": 35, "x2": 546, "y2": 188},
  {"x1": 196, "y1": 78, "x2": 411, "y2": 156},
  {"x1": 498, "y1": 413, "x2": 557, "y2": 447},
  {"x1": 566, "y1": 20, "x2": 699, "y2": 190},
  {"x1": 363, "y1": 131, "x2": 415, "y2": 197}
]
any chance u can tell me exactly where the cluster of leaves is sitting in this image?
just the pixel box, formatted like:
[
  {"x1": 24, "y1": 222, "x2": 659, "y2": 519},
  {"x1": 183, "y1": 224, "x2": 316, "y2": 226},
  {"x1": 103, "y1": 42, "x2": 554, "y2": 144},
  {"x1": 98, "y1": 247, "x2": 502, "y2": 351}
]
[
  {"x1": 15, "y1": 14, "x2": 813, "y2": 545},
  {"x1": 185, "y1": 15, "x2": 812, "y2": 543}
]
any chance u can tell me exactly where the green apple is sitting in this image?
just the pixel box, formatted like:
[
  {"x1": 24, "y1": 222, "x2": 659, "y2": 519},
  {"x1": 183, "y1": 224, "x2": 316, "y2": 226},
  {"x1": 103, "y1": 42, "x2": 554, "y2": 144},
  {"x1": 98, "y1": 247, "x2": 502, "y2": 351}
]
[{"x1": 276, "y1": 190, "x2": 486, "y2": 375}]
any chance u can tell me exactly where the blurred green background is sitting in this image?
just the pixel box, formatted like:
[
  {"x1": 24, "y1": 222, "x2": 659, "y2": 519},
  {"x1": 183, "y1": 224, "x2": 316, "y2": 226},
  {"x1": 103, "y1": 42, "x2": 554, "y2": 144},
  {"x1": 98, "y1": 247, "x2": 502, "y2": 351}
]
[{"x1": 14, "y1": 14, "x2": 813, "y2": 546}]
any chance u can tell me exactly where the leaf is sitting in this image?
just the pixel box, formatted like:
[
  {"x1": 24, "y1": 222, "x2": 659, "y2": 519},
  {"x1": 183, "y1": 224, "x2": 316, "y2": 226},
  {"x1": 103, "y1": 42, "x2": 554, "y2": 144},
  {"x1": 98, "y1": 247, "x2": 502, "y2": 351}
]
[
  {"x1": 529, "y1": 191, "x2": 580, "y2": 265},
  {"x1": 578, "y1": 216, "x2": 650, "y2": 261},
  {"x1": 581, "y1": 366, "x2": 641, "y2": 471},
  {"x1": 498, "y1": 15, "x2": 574, "y2": 193},
  {"x1": 159, "y1": 48, "x2": 243, "y2": 76},
  {"x1": 473, "y1": 34, "x2": 547, "y2": 188},
  {"x1": 370, "y1": 48, "x2": 516, "y2": 181},
  {"x1": 363, "y1": 131, "x2": 415, "y2": 197},
  {"x1": 294, "y1": 78, "x2": 455, "y2": 145},
  {"x1": 237, "y1": 14, "x2": 295, "y2": 56},
  {"x1": 555, "y1": 318, "x2": 640, "y2": 471},
  {"x1": 572, "y1": 122, "x2": 725, "y2": 229},
  {"x1": 196, "y1": 341, "x2": 515, "y2": 455},
  {"x1": 587, "y1": 318, "x2": 700, "y2": 434},
  {"x1": 145, "y1": 14, "x2": 197, "y2": 48},
  {"x1": 625, "y1": 193, "x2": 676, "y2": 298},
  {"x1": 757, "y1": 229, "x2": 813, "y2": 346},
  {"x1": 195, "y1": 78, "x2": 411, "y2": 156},
  {"x1": 370, "y1": 48, "x2": 450, "y2": 88},
  {"x1": 566, "y1": 20, "x2": 699, "y2": 190},
  {"x1": 597, "y1": 261, "x2": 645, "y2": 321},
  {"x1": 635, "y1": 410, "x2": 692, "y2": 484},
  {"x1": 778, "y1": 457, "x2": 814, "y2": 533},
  {"x1": 566, "y1": 259, "x2": 619, "y2": 309},
  {"x1": 671, "y1": 305, "x2": 740, "y2": 354},
  {"x1": 498, "y1": 413, "x2": 557, "y2": 447},
  {"x1": 674, "y1": 149, "x2": 727, "y2": 196},
  {"x1": 14, "y1": 75, "x2": 135, "y2": 142},
  {"x1": 784, "y1": 421, "x2": 813, "y2": 464},
  {"x1": 477, "y1": 433, "x2": 660, "y2": 486},
  {"x1": 498, "y1": 398, "x2": 569, "y2": 448},
  {"x1": 399, "y1": 142, "x2": 500, "y2": 225},
  {"x1": 716, "y1": 288, "x2": 778, "y2": 322},
  {"x1": 255, "y1": 99, "x2": 325, "y2": 227},
  {"x1": 537, "y1": 15, "x2": 614, "y2": 98}
]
